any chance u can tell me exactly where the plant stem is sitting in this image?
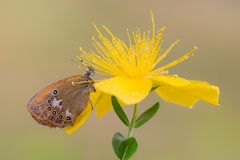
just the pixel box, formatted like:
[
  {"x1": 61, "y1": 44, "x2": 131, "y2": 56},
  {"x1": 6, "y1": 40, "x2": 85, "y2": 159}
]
[{"x1": 128, "y1": 103, "x2": 138, "y2": 137}]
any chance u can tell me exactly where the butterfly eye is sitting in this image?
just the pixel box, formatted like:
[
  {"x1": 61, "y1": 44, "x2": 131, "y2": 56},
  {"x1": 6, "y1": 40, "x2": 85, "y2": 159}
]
[
  {"x1": 48, "y1": 99, "x2": 52, "y2": 104},
  {"x1": 47, "y1": 107, "x2": 51, "y2": 111},
  {"x1": 59, "y1": 115, "x2": 63, "y2": 119},
  {"x1": 66, "y1": 116, "x2": 71, "y2": 121},
  {"x1": 52, "y1": 111, "x2": 57, "y2": 115},
  {"x1": 52, "y1": 89, "x2": 58, "y2": 95}
]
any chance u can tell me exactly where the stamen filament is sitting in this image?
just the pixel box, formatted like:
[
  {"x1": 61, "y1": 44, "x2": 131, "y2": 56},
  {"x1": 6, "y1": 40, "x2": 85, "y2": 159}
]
[{"x1": 152, "y1": 47, "x2": 197, "y2": 73}]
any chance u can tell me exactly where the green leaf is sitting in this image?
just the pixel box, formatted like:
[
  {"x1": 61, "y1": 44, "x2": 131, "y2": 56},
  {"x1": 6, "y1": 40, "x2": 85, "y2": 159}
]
[
  {"x1": 134, "y1": 102, "x2": 160, "y2": 128},
  {"x1": 111, "y1": 96, "x2": 130, "y2": 126},
  {"x1": 112, "y1": 132, "x2": 126, "y2": 159},
  {"x1": 112, "y1": 133, "x2": 138, "y2": 160},
  {"x1": 119, "y1": 137, "x2": 138, "y2": 160}
]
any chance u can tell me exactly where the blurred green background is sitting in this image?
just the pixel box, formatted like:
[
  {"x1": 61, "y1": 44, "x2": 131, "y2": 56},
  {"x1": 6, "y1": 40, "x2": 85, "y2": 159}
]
[{"x1": 1, "y1": 0, "x2": 239, "y2": 159}]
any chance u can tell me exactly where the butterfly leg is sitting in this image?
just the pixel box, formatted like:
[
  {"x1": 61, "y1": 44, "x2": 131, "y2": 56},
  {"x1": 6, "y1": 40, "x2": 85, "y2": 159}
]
[
  {"x1": 85, "y1": 83, "x2": 96, "y2": 92},
  {"x1": 89, "y1": 99, "x2": 94, "y2": 110}
]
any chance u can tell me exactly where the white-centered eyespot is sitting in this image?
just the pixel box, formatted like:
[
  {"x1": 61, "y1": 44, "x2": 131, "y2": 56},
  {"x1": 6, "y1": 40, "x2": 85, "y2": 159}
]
[
  {"x1": 66, "y1": 116, "x2": 71, "y2": 121},
  {"x1": 52, "y1": 110, "x2": 57, "y2": 115},
  {"x1": 48, "y1": 99, "x2": 52, "y2": 104},
  {"x1": 52, "y1": 89, "x2": 58, "y2": 95},
  {"x1": 59, "y1": 115, "x2": 63, "y2": 119}
]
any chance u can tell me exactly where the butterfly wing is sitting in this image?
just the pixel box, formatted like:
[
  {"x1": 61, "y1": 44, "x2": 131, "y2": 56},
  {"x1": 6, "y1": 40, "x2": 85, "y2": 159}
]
[{"x1": 27, "y1": 75, "x2": 94, "y2": 128}]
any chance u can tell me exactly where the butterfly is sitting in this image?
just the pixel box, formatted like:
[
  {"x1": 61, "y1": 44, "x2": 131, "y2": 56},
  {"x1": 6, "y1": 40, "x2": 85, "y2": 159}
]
[{"x1": 27, "y1": 67, "x2": 95, "y2": 128}]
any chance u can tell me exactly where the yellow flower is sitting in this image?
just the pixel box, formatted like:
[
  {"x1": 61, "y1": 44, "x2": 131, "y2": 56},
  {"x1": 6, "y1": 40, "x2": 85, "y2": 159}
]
[{"x1": 65, "y1": 14, "x2": 220, "y2": 134}]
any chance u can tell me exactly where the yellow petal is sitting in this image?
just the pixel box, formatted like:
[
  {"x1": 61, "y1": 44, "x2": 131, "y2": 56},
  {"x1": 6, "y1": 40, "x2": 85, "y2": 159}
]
[
  {"x1": 95, "y1": 76, "x2": 152, "y2": 104},
  {"x1": 95, "y1": 93, "x2": 112, "y2": 117},
  {"x1": 64, "y1": 91, "x2": 101, "y2": 134},
  {"x1": 64, "y1": 104, "x2": 92, "y2": 134},
  {"x1": 152, "y1": 75, "x2": 220, "y2": 107},
  {"x1": 94, "y1": 92, "x2": 126, "y2": 117}
]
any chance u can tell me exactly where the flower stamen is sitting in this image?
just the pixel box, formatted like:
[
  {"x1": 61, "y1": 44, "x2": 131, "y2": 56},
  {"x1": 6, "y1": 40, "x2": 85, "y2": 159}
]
[{"x1": 152, "y1": 47, "x2": 198, "y2": 73}]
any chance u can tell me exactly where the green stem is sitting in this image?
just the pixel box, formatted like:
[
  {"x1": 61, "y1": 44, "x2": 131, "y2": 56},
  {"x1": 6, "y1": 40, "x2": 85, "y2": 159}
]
[{"x1": 128, "y1": 103, "x2": 138, "y2": 137}]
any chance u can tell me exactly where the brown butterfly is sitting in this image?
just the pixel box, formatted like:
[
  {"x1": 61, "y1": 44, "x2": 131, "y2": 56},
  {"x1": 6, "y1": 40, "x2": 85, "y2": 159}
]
[{"x1": 27, "y1": 67, "x2": 95, "y2": 128}]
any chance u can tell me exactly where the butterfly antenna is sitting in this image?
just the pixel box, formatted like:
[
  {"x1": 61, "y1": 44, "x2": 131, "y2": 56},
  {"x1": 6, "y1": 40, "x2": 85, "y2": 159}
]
[{"x1": 70, "y1": 58, "x2": 83, "y2": 70}]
